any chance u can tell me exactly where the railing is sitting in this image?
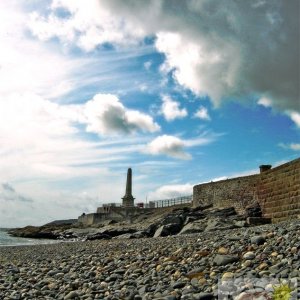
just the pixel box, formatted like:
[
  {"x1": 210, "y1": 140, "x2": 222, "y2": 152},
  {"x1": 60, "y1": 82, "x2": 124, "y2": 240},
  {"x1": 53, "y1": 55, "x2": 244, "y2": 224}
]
[{"x1": 151, "y1": 195, "x2": 192, "y2": 208}]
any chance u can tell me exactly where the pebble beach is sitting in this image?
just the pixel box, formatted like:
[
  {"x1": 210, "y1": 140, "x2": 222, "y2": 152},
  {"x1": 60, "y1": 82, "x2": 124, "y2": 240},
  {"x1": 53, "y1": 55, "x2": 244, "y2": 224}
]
[{"x1": 0, "y1": 220, "x2": 299, "y2": 300}]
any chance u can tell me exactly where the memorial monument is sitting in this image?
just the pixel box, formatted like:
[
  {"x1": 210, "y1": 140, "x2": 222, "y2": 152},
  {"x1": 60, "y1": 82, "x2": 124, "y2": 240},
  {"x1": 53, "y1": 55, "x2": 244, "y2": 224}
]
[{"x1": 122, "y1": 168, "x2": 135, "y2": 207}]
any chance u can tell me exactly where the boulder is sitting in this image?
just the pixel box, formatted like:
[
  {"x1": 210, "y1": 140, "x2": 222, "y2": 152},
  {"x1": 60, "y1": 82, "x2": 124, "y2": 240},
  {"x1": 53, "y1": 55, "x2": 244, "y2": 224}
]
[
  {"x1": 144, "y1": 223, "x2": 159, "y2": 237},
  {"x1": 205, "y1": 218, "x2": 237, "y2": 231},
  {"x1": 85, "y1": 233, "x2": 111, "y2": 240},
  {"x1": 179, "y1": 221, "x2": 206, "y2": 235},
  {"x1": 208, "y1": 207, "x2": 237, "y2": 218},
  {"x1": 244, "y1": 202, "x2": 262, "y2": 218},
  {"x1": 161, "y1": 214, "x2": 184, "y2": 226},
  {"x1": 153, "y1": 223, "x2": 182, "y2": 237}
]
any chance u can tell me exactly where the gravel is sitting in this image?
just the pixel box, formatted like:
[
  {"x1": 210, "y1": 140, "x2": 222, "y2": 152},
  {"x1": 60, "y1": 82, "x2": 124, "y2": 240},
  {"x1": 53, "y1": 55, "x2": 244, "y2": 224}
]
[{"x1": 0, "y1": 220, "x2": 299, "y2": 299}]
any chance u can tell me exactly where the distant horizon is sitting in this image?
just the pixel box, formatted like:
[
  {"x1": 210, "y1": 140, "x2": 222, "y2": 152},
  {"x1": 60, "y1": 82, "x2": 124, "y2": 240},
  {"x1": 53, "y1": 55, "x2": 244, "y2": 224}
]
[{"x1": 0, "y1": 1, "x2": 299, "y2": 227}]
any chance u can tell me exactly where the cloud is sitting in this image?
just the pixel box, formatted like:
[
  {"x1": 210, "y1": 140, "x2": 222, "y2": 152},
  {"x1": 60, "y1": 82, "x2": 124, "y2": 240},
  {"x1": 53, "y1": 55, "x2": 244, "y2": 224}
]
[
  {"x1": 160, "y1": 95, "x2": 187, "y2": 121},
  {"x1": 0, "y1": 183, "x2": 33, "y2": 203},
  {"x1": 148, "y1": 183, "x2": 193, "y2": 200},
  {"x1": 144, "y1": 135, "x2": 191, "y2": 160},
  {"x1": 28, "y1": 0, "x2": 145, "y2": 52},
  {"x1": 144, "y1": 133, "x2": 218, "y2": 159},
  {"x1": 83, "y1": 0, "x2": 298, "y2": 113},
  {"x1": 258, "y1": 97, "x2": 272, "y2": 108},
  {"x1": 194, "y1": 106, "x2": 211, "y2": 121},
  {"x1": 279, "y1": 143, "x2": 300, "y2": 151},
  {"x1": 288, "y1": 111, "x2": 300, "y2": 128},
  {"x1": 83, "y1": 94, "x2": 160, "y2": 135}
]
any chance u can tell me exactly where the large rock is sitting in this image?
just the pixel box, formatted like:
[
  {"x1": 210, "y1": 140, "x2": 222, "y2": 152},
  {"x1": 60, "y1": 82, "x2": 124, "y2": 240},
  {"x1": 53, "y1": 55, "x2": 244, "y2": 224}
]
[
  {"x1": 208, "y1": 207, "x2": 237, "y2": 218},
  {"x1": 179, "y1": 220, "x2": 206, "y2": 235},
  {"x1": 205, "y1": 218, "x2": 238, "y2": 231},
  {"x1": 244, "y1": 202, "x2": 262, "y2": 218},
  {"x1": 153, "y1": 223, "x2": 182, "y2": 237},
  {"x1": 161, "y1": 214, "x2": 184, "y2": 226},
  {"x1": 9, "y1": 226, "x2": 60, "y2": 239}
]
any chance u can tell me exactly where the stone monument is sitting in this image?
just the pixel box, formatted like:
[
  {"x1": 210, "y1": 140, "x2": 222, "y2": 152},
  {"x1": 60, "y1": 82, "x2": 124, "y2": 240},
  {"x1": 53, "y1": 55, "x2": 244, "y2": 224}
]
[{"x1": 122, "y1": 168, "x2": 135, "y2": 207}]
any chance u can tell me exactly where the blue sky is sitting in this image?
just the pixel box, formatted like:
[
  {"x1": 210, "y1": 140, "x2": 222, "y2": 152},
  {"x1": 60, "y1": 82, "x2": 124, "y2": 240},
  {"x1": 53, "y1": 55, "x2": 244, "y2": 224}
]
[{"x1": 0, "y1": 0, "x2": 299, "y2": 227}]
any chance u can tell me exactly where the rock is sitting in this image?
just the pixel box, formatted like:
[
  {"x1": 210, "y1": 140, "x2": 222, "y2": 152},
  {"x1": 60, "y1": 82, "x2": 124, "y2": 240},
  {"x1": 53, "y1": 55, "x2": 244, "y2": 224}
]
[
  {"x1": 161, "y1": 214, "x2": 184, "y2": 226},
  {"x1": 100, "y1": 227, "x2": 137, "y2": 237},
  {"x1": 153, "y1": 223, "x2": 182, "y2": 237},
  {"x1": 193, "y1": 292, "x2": 214, "y2": 300},
  {"x1": 205, "y1": 218, "x2": 237, "y2": 231},
  {"x1": 218, "y1": 247, "x2": 229, "y2": 255},
  {"x1": 64, "y1": 291, "x2": 78, "y2": 299},
  {"x1": 221, "y1": 272, "x2": 234, "y2": 281},
  {"x1": 208, "y1": 207, "x2": 237, "y2": 217},
  {"x1": 244, "y1": 202, "x2": 262, "y2": 218},
  {"x1": 243, "y1": 252, "x2": 255, "y2": 260},
  {"x1": 179, "y1": 221, "x2": 206, "y2": 235},
  {"x1": 144, "y1": 223, "x2": 158, "y2": 237},
  {"x1": 85, "y1": 233, "x2": 111, "y2": 240},
  {"x1": 250, "y1": 235, "x2": 266, "y2": 245},
  {"x1": 247, "y1": 217, "x2": 271, "y2": 225},
  {"x1": 172, "y1": 281, "x2": 186, "y2": 289},
  {"x1": 213, "y1": 255, "x2": 239, "y2": 266}
]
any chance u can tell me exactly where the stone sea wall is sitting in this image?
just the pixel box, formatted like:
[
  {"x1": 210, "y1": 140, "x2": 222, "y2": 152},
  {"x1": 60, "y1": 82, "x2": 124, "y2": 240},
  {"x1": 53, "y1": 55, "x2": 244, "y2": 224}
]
[
  {"x1": 258, "y1": 158, "x2": 300, "y2": 222},
  {"x1": 193, "y1": 175, "x2": 259, "y2": 214},
  {"x1": 193, "y1": 158, "x2": 300, "y2": 222}
]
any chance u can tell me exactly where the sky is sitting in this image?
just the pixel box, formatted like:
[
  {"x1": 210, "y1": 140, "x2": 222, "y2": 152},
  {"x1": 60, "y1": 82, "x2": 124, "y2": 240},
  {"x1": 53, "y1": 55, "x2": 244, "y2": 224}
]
[{"x1": 0, "y1": 0, "x2": 299, "y2": 227}]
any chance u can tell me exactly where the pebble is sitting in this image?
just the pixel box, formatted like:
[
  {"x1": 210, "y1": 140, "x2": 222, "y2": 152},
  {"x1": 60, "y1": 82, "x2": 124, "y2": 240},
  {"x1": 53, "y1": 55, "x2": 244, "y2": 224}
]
[
  {"x1": 0, "y1": 220, "x2": 299, "y2": 299},
  {"x1": 250, "y1": 235, "x2": 266, "y2": 245},
  {"x1": 243, "y1": 251, "x2": 255, "y2": 260}
]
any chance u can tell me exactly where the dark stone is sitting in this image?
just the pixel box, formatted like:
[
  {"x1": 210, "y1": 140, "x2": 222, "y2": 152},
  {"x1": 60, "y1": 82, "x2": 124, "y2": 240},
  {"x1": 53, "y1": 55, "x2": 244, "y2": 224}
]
[
  {"x1": 213, "y1": 254, "x2": 239, "y2": 266},
  {"x1": 244, "y1": 203, "x2": 262, "y2": 218},
  {"x1": 85, "y1": 233, "x2": 111, "y2": 240},
  {"x1": 154, "y1": 223, "x2": 182, "y2": 237},
  {"x1": 100, "y1": 228, "x2": 137, "y2": 237},
  {"x1": 205, "y1": 218, "x2": 237, "y2": 231},
  {"x1": 161, "y1": 214, "x2": 184, "y2": 226},
  {"x1": 247, "y1": 217, "x2": 271, "y2": 225},
  {"x1": 250, "y1": 235, "x2": 266, "y2": 245},
  {"x1": 144, "y1": 223, "x2": 159, "y2": 237},
  {"x1": 172, "y1": 281, "x2": 186, "y2": 289},
  {"x1": 179, "y1": 221, "x2": 206, "y2": 235},
  {"x1": 193, "y1": 293, "x2": 214, "y2": 300},
  {"x1": 208, "y1": 207, "x2": 237, "y2": 217}
]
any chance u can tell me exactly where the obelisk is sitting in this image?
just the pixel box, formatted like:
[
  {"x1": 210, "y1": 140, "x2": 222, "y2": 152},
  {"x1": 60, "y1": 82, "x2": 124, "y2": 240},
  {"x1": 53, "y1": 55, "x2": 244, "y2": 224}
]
[{"x1": 122, "y1": 168, "x2": 135, "y2": 207}]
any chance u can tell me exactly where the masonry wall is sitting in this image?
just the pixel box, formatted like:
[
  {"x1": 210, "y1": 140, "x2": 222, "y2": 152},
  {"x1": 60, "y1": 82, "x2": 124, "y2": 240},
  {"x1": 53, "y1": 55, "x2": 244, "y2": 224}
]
[
  {"x1": 257, "y1": 158, "x2": 300, "y2": 222},
  {"x1": 193, "y1": 175, "x2": 259, "y2": 214},
  {"x1": 193, "y1": 158, "x2": 300, "y2": 222}
]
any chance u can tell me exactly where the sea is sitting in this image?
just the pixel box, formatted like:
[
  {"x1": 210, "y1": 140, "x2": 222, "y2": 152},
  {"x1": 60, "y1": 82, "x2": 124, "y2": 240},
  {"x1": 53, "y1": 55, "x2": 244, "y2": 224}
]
[{"x1": 0, "y1": 228, "x2": 59, "y2": 247}]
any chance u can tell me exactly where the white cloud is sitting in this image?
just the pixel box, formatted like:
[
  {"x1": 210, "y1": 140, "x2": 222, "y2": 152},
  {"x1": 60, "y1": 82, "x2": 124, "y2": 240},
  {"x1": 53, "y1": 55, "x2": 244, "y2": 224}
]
[
  {"x1": 194, "y1": 106, "x2": 211, "y2": 121},
  {"x1": 290, "y1": 144, "x2": 300, "y2": 151},
  {"x1": 144, "y1": 133, "x2": 217, "y2": 159},
  {"x1": 148, "y1": 183, "x2": 193, "y2": 200},
  {"x1": 144, "y1": 135, "x2": 191, "y2": 160},
  {"x1": 83, "y1": 94, "x2": 160, "y2": 135},
  {"x1": 96, "y1": 0, "x2": 299, "y2": 112},
  {"x1": 28, "y1": 0, "x2": 145, "y2": 52},
  {"x1": 288, "y1": 111, "x2": 300, "y2": 128},
  {"x1": 279, "y1": 143, "x2": 300, "y2": 151},
  {"x1": 160, "y1": 95, "x2": 187, "y2": 121},
  {"x1": 258, "y1": 97, "x2": 272, "y2": 108}
]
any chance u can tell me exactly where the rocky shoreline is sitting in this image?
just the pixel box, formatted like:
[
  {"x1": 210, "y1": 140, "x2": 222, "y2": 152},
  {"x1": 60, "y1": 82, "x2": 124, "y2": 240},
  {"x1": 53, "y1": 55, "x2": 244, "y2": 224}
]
[
  {"x1": 8, "y1": 204, "x2": 270, "y2": 242},
  {"x1": 1, "y1": 218, "x2": 299, "y2": 299}
]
